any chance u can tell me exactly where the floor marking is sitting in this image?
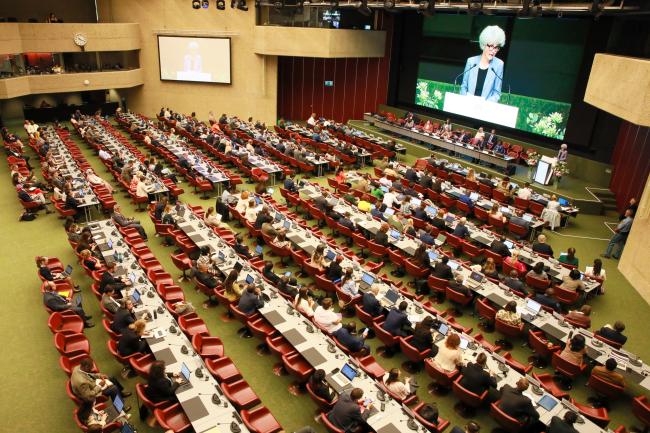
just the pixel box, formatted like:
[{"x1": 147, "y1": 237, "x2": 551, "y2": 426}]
[{"x1": 552, "y1": 232, "x2": 610, "y2": 241}]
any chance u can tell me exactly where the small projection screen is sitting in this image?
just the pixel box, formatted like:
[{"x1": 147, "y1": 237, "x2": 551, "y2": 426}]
[{"x1": 157, "y1": 35, "x2": 231, "y2": 84}]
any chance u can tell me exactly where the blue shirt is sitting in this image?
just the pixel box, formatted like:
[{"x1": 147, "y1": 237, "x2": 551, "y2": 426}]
[{"x1": 617, "y1": 216, "x2": 633, "y2": 234}]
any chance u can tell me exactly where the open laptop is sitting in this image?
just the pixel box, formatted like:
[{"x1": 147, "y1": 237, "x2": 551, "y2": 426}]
[
  {"x1": 274, "y1": 212, "x2": 284, "y2": 222},
  {"x1": 283, "y1": 220, "x2": 291, "y2": 230},
  {"x1": 428, "y1": 251, "x2": 439, "y2": 262},
  {"x1": 255, "y1": 245, "x2": 263, "y2": 255},
  {"x1": 519, "y1": 299, "x2": 542, "y2": 321},
  {"x1": 448, "y1": 260, "x2": 460, "y2": 271},
  {"x1": 469, "y1": 192, "x2": 480, "y2": 202},
  {"x1": 503, "y1": 240, "x2": 514, "y2": 250},
  {"x1": 254, "y1": 196, "x2": 262, "y2": 205},
  {"x1": 360, "y1": 272, "x2": 375, "y2": 289},
  {"x1": 444, "y1": 214, "x2": 455, "y2": 224},
  {"x1": 382, "y1": 288, "x2": 400, "y2": 306},
  {"x1": 434, "y1": 233, "x2": 447, "y2": 247},
  {"x1": 389, "y1": 229, "x2": 401, "y2": 240},
  {"x1": 558, "y1": 197, "x2": 570, "y2": 207},
  {"x1": 466, "y1": 271, "x2": 484, "y2": 288},
  {"x1": 325, "y1": 250, "x2": 336, "y2": 262},
  {"x1": 103, "y1": 394, "x2": 126, "y2": 423},
  {"x1": 326, "y1": 363, "x2": 358, "y2": 393},
  {"x1": 245, "y1": 274, "x2": 254, "y2": 285},
  {"x1": 425, "y1": 205, "x2": 437, "y2": 215},
  {"x1": 384, "y1": 208, "x2": 395, "y2": 217},
  {"x1": 537, "y1": 394, "x2": 559, "y2": 411},
  {"x1": 175, "y1": 362, "x2": 193, "y2": 393},
  {"x1": 61, "y1": 265, "x2": 74, "y2": 277},
  {"x1": 131, "y1": 289, "x2": 143, "y2": 306},
  {"x1": 213, "y1": 251, "x2": 226, "y2": 265},
  {"x1": 522, "y1": 214, "x2": 534, "y2": 223}
]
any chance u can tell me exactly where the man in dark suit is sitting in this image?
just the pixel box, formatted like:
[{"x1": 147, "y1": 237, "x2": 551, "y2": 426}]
[
  {"x1": 99, "y1": 262, "x2": 130, "y2": 294},
  {"x1": 548, "y1": 411, "x2": 579, "y2": 433},
  {"x1": 413, "y1": 203, "x2": 430, "y2": 222},
  {"x1": 362, "y1": 285, "x2": 384, "y2": 318},
  {"x1": 283, "y1": 175, "x2": 298, "y2": 193},
  {"x1": 420, "y1": 228, "x2": 436, "y2": 246},
  {"x1": 490, "y1": 237, "x2": 512, "y2": 257},
  {"x1": 233, "y1": 234, "x2": 254, "y2": 259},
  {"x1": 498, "y1": 378, "x2": 539, "y2": 426},
  {"x1": 459, "y1": 353, "x2": 498, "y2": 403},
  {"x1": 405, "y1": 167, "x2": 419, "y2": 183},
  {"x1": 43, "y1": 282, "x2": 93, "y2": 327},
  {"x1": 333, "y1": 323, "x2": 369, "y2": 354},
  {"x1": 420, "y1": 173, "x2": 433, "y2": 190},
  {"x1": 452, "y1": 217, "x2": 470, "y2": 239},
  {"x1": 382, "y1": 301, "x2": 411, "y2": 337},
  {"x1": 433, "y1": 256, "x2": 454, "y2": 280},
  {"x1": 533, "y1": 288, "x2": 561, "y2": 312},
  {"x1": 325, "y1": 255, "x2": 343, "y2": 282},
  {"x1": 371, "y1": 202, "x2": 387, "y2": 221},
  {"x1": 374, "y1": 226, "x2": 389, "y2": 247},
  {"x1": 431, "y1": 178, "x2": 442, "y2": 193},
  {"x1": 485, "y1": 129, "x2": 498, "y2": 148},
  {"x1": 448, "y1": 273, "x2": 473, "y2": 297},
  {"x1": 111, "y1": 299, "x2": 135, "y2": 334},
  {"x1": 597, "y1": 321, "x2": 627, "y2": 346},
  {"x1": 328, "y1": 388, "x2": 373, "y2": 432},
  {"x1": 532, "y1": 234, "x2": 554, "y2": 257},
  {"x1": 338, "y1": 212, "x2": 356, "y2": 230},
  {"x1": 238, "y1": 284, "x2": 265, "y2": 315},
  {"x1": 313, "y1": 194, "x2": 330, "y2": 214}
]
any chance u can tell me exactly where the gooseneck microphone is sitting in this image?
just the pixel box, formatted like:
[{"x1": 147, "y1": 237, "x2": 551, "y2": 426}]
[{"x1": 453, "y1": 64, "x2": 478, "y2": 92}]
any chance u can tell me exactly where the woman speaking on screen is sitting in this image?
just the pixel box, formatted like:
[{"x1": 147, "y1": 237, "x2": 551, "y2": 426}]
[{"x1": 460, "y1": 25, "x2": 506, "y2": 103}]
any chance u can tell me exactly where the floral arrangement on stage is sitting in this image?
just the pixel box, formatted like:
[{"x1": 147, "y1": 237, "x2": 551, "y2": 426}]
[
  {"x1": 526, "y1": 151, "x2": 541, "y2": 166},
  {"x1": 554, "y1": 161, "x2": 570, "y2": 178}
]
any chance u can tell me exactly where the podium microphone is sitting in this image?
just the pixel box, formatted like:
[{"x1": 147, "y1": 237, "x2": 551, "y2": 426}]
[
  {"x1": 490, "y1": 67, "x2": 511, "y2": 104},
  {"x1": 453, "y1": 64, "x2": 477, "y2": 92}
]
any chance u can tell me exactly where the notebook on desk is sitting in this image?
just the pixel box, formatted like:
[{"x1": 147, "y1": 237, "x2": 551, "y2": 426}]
[
  {"x1": 301, "y1": 347, "x2": 327, "y2": 367},
  {"x1": 284, "y1": 328, "x2": 307, "y2": 346}
]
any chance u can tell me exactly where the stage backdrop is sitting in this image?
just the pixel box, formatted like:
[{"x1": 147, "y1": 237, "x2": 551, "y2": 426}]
[{"x1": 610, "y1": 121, "x2": 650, "y2": 212}]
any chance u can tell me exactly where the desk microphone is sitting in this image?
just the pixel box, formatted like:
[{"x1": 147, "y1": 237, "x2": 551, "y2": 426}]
[
  {"x1": 453, "y1": 64, "x2": 477, "y2": 91},
  {"x1": 490, "y1": 67, "x2": 511, "y2": 104}
]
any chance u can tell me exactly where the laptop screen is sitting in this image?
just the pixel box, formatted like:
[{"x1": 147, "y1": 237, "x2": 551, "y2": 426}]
[
  {"x1": 445, "y1": 214, "x2": 455, "y2": 223},
  {"x1": 218, "y1": 251, "x2": 225, "y2": 261},
  {"x1": 469, "y1": 192, "x2": 479, "y2": 202},
  {"x1": 65, "y1": 265, "x2": 73, "y2": 275},
  {"x1": 499, "y1": 207, "x2": 510, "y2": 214},
  {"x1": 233, "y1": 262, "x2": 243, "y2": 273},
  {"x1": 113, "y1": 394, "x2": 124, "y2": 413},
  {"x1": 538, "y1": 395, "x2": 558, "y2": 411},
  {"x1": 411, "y1": 198, "x2": 421, "y2": 207},
  {"x1": 181, "y1": 363, "x2": 191, "y2": 382},
  {"x1": 459, "y1": 337, "x2": 469, "y2": 349},
  {"x1": 108, "y1": 239, "x2": 113, "y2": 249},
  {"x1": 428, "y1": 251, "x2": 439, "y2": 262},
  {"x1": 390, "y1": 229, "x2": 401, "y2": 239},
  {"x1": 361, "y1": 273, "x2": 375, "y2": 286},
  {"x1": 526, "y1": 299, "x2": 542, "y2": 314},
  {"x1": 245, "y1": 274, "x2": 254, "y2": 285},
  {"x1": 504, "y1": 240, "x2": 514, "y2": 249},
  {"x1": 384, "y1": 208, "x2": 395, "y2": 216},
  {"x1": 425, "y1": 206, "x2": 436, "y2": 214},
  {"x1": 436, "y1": 234, "x2": 447, "y2": 244},
  {"x1": 129, "y1": 272, "x2": 136, "y2": 284},
  {"x1": 255, "y1": 245, "x2": 263, "y2": 254},
  {"x1": 284, "y1": 220, "x2": 291, "y2": 229},
  {"x1": 325, "y1": 250, "x2": 336, "y2": 261},
  {"x1": 558, "y1": 198, "x2": 569, "y2": 206},
  {"x1": 131, "y1": 289, "x2": 141, "y2": 304},
  {"x1": 341, "y1": 363, "x2": 358, "y2": 381},
  {"x1": 523, "y1": 214, "x2": 534, "y2": 222},
  {"x1": 438, "y1": 323, "x2": 449, "y2": 335},
  {"x1": 254, "y1": 196, "x2": 262, "y2": 205},
  {"x1": 448, "y1": 261, "x2": 460, "y2": 271},
  {"x1": 275, "y1": 212, "x2": 283, "y2": 221},
  {"x1": 385, "y1": 289, "x2": 399, "y2": 304},
  {"x1": 470, "y1": 272, "x2": 483, "y2": 283}
]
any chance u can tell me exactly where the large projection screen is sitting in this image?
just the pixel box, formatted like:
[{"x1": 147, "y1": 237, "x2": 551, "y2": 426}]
[{"x1": 157, "y1": 35, "x2": 231, "y2": 84}]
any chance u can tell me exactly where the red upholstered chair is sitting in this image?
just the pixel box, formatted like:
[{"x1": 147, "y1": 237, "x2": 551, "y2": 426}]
[
  {"x1": 514, "y1": 197, "x2": 529, "y2": 211},
  {"x1": 321, "y1": 411, "x2": 345, "y2": 433},
  {"x1": 355, "y1": 304, "x2": 382, "y2": 327},
  {"x1": 74, "y1": 401, "x2": 120, "y2": 432},
  {"x1": 129, "y1": 353, "x2": 156, "y2": 378},
  {"x1": 525, "y1": 274, "x2": 551, "y2": 292},
  {"x1": 476, "y1": 298, "x2": 497, "y2": 332},
  {"x1": 400, "y1": 335, "x2": 432, "y2": 373},
  {"x1": 554, "y1": 285, "x2": 580, "y2": 308},
  {"x1": 153, "y1": 402, "x2": 192, "y2": 433},
  {"x1": 48, "y1": 311, "x2": 85, "y2": 334},
  {"x1": 357, "y1": 355, "x2": 387, "y2": 380},
  {"x1": 170, "y1": 251, "x2": 192, "y2": 281},
  {"x1": 473, "y1": 333, "x2": 502, "y2": 353},
  {"x1": 205, "y1": 356, "x2": 243, "y2": 383},
  {"x1": 241, "y1": 406, "x2": 283, "y2": 433},
  {"x1": 282, "y1": 351, "x2": 314, "y2": 384},
  {"x1": 489, "y1": 214, "x2": 506, "y2": 232},
  {"x1": 490, "y1": 401, "x2": 526, "y2": 433},
  {"x1": 191, "y1": 333, "x2": 225, "y2": 359},
  {"x1": 494, "y1": 316, "x2": 525, "y2": 350},
  {"x1": 428, "y1": 275, "x2": 448, "y2": 301},
  {"x1": 373, "y1": 321, "x2": 400, "y2": 356},
  {"x1": 532, "y1": 372, "x2": 568, "y2": 399},
  {"x1": 508, "y1": 221, "x2": 529, "y2": 240},
  {"x1": 569, "y1": 397, "x2": 611, "y2": 428},
  {"x1": 107, "y1": 339, "x2": 140, "y2": 365},
  {"x1": 502, "y1": 351, "x2": 532, "y2": 375},
  {"x1": 529, "y1": 201, "x2": 545, "y2": 216},
  {"x1": 102, "y1": 318, "x2": 121, "y2": 340},
  {"x1": 59, "y1": 354, "x2": 97, "y2": 376},
  {"x1": 452, "y1": 376, "x2": 488, "y2": 416},
  {"x1": 425, "y1": 358, "x2": 459, "y2": 394},
  {"x1": 632, "y1": 395, "x2": 650, "y2": 432},
  {"x1": 178, "y1": 312, "x2": 209, "y2": 337},
  {"x1": 593, "y1": 331, "x2": 624, "y2": 349},
  {"x1": 157, "y1": 283, "x2": 185, "y2": 303},
  {"x1": 412, "y1": 401, "x2": 451, "y2": 433},
  {"x1": 377, "y1": 381, "x2": 417, "y2": 406},
  {"x1": 266, "y1": 334, "x2": 296, "y2": 358},
  {"x1": 527, "y1": 330, "x2": 560, "y2": 368},
  {"x1": 54, "y1": 332, "x2": 90, "y2": 356},
  {"x1": 445, "y1": 285, "x2": 473, "y2": 317},
  {"x1": 136, "y1": 383, "x2": 173, "y2": 411},
  {"x1": 551, "y1": 351, "x2": 588, "y2": 389},
  {"x1": 307, "y1": 381, "x2": 337, "y2": 411},
  {"x1": 222, "y1": 379, "x2": 262, "y2": 410},
  {"x1": 587, "y1": 371, "x2": 625, "y2": 408}
]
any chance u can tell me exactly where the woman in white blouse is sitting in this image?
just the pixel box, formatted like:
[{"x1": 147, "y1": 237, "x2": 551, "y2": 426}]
[
  {"x1": 293, "y1": 287, "x2": 316, "y2": 317},
  {"x1": 432, "y1": 333, "x2": 462, "y2": 373},
  {"x1": 541, "y1": 194, "x2": 562, "y2": 230},
  {"x1": 383, "y1": 368, "x2": 412, "y2": 400},
  {"x1": 584, "y1": 258, "x2": 607, "y2": 293},
  {"x1": 85, "y1": 169, "x2": 113, "y2": 193},
  {"x1": 204, "y1": 206, "x2": 222, "y2": 227},
  {"x1": 235, "y1": 191, "x2": 250, "y2": 214}
]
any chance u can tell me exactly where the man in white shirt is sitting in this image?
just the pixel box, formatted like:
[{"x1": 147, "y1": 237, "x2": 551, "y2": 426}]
[
  {"x1": 98, "y1": 148, "x2": 112, "y2": 161},
  {"x1": 307, "y1": 113, "x2": 317, "y2": 127},
  {"x1": 135, "y1": 176, "x2": 153, "y2": 198},
  {"x1": 313, "y1": 298, "x2": 342, "y2": 333},
  {"x1": 244, "y1": 200, "x2": 259, "y2": 222},
  {"x1": 382, "y1": 189, "x2": 400, "y2": 209},
  {"x1": 517, "y1": 182, "x2": 533, "y2": 200},
  {"x1": 379, "y1": 176, "x2": 392, "y2": 188}
]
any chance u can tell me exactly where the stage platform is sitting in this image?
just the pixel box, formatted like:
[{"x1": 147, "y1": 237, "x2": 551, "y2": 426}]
[{"x1": 348, "y1": 119, "x2": 608, "y2": 215}]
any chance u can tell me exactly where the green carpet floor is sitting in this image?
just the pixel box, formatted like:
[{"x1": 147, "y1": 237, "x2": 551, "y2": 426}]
[{"x1": 0, "y1": 118, "x2": 647, "y2": 433}]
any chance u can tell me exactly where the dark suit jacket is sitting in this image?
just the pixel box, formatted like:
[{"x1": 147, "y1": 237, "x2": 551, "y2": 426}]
[
  {"x1": 532, "y1": 242, "x2": 554, "y2": 257},
  {"x1": 238, "y1": 290, "x2": 265, "y2": 315},
  {"x1": 309, "y1": 377, "x2": 334, "y2": 402},
  {"x1": 548, "y1": 416, "x2": 579, "y2": 433},
  {"x1": 338, "y1": 217, "x2": 355, "y2": 230},
  {"x1": 420, "y1": 175, "x2": 433, "y2": 190},
  {"x1": 100, "y1": 271, "x2": 126, "y2": 293},
  {"x1": 449, "y1": 280, "x2": 472, "y2": 297},
  {"x1": 412, "y1": 327, "x2": 434, "y2": 352},
  {"x1": 452, "y1": 224, "x2": 469, "y2": 239},
  {"x1": 111, "y1": 308, "x2": 135, "y2": 334},
  {"x1": 117, "y1": 328, "x2": 147, "y2": 356},
  {"x1": 145, "y1": 375, "x2": 179, "y2": 403},
  {"x1": 405, "y1": 169, "x2": 418, "y2": 182},
  {"x1": 413, "y1": 208, "x2": 429, "y2": 222},
  {"x1": 43, "y1": 291, "x2": 70, "y2": 311},
  {"x1": 460, "y1": 362, "x2": 496, "y2": 395},
  {"x1": 432, "y1": 217, "x2": 447, "y2": 232},
  {"x1": 383, "y1": 309, "x2": 410, "y2": 337},
  {"x1": 433, "y1": 262, "x2": 453, "y2": 280},
  {"x1": 196, "y1": 271, "x2": 218, "y2": 289},
  {"x1": 491, "y1": 240, "x2": 512, "y2": 257},
  {"x1": 39, "y1": 266, "x2": 55, "y2": 281},
  {"x1": 328, "y1": 390, "x2": 369, "y2": 431},
  {"x1": 597, "y1": 326, "x2": 627, "y2": 345},
  {"x1": 503, "y1": 277, "x2": 525, "y2": 293},
  {"x1": 326, "y1": 261, "x2": 343, "y2": 282},
  {"x1": 533, "y1": 294, "x2": 560, "y2": 312},
  {"x1": 374, "y1": 231, "x2": 389, "y2": 246},
  {"x1": 498, "y1": 384, "x2": 539, "y2": 422},
  {"x1": 362, "y1": 292, "x2": 383, "y2": 317},
  {"x1": 334, "y1": 327, "x2": 366, "y2": 353},
  {"x1": 65, "y1": 195, "x2": 80, "y2": 211}
]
